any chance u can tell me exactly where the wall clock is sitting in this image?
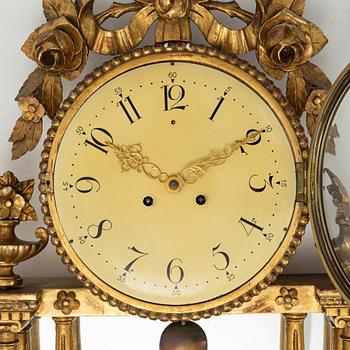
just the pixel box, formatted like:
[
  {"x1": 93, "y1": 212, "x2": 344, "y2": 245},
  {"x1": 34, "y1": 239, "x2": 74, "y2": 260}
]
[
  {"x1": 39, "y1": 43, "x2": 308, "y2": 321},
  {"x1": 1, "y1": 0, "x2": 338, "y2": 348}
]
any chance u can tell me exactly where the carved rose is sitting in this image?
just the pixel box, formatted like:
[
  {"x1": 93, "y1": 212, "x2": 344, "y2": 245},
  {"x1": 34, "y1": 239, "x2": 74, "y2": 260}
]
[
  {"x1": 22, "y1": 17, "x2": 88, "y2": 81},
  {"x1": 18, "y1": 96, "x2": 45, "y2": 123},
  {"x1": 154, "y1": 0, "x2": 191, "y2": 19},
  {"x1": 0, "y1": 172, "x2": 37, "y2": 221},
  {"x1": 257, "y1": 9, "x2": 327, "y2": 79}
]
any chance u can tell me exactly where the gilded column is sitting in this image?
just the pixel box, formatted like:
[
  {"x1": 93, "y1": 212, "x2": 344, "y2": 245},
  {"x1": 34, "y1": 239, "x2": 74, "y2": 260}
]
[
  {"x1": 324, "y1": 316, "x2": 342, "y2": 350},
  {"x1": 280, "y1": 313, "x2": 307, "y2": 350},
  {"x1": 17, "y1": 324, "x2": 31, "y2": 350},
  {"x1": 0, "y1": 330, "x2": 18, "y2": 350},
  {"x1": 324, "y1": 316, "x2": 332, "y2": 350},
  {"x1": 53, "y1": 317, "x2": 81, "y2": 350},
  {"x1": 342, "y1": 325, "x2": 350, "y2": 350},
  {"x1": 30, "y1": 319, "x2": 40, "y2": 350}
]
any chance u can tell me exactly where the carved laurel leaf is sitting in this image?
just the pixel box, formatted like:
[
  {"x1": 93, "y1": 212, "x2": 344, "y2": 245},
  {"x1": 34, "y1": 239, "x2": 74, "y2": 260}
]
[
  {"x1": 267, "y1": 0, "x2": 305, "y2": 17},
  {"x1": 301, "y1": 62, "x2": 332, "y2": 90},
  {"x1": 41, "y1": 74, "x2": 63, "y2": 119},
  {"x1": 287, "y1": 68, "x2": 308, "y2": 117},
  {"x1": 15, "y1": 179, "x2": 35, "y2": 202},
  {"x1": 19, "y1": 203, "x2": 38, "y2": 222},
  {"x1": 15, "y1": 68, "x2": 47, "y2": 101},
  {"x1": 43, "y1": 0, "x2": 78, "y2": 24},
  {"x1": 9, "y1": 119, "x2": 43, "y2": 160}
]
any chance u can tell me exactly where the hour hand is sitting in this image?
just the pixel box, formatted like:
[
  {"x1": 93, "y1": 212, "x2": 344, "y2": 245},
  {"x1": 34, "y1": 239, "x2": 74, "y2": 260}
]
[
  {"x1": 106, "y1": 142, "x2": 169, "y2": 183},
  {"x1": 179, "y1": 130, "x2": 262, "y2": 185}
]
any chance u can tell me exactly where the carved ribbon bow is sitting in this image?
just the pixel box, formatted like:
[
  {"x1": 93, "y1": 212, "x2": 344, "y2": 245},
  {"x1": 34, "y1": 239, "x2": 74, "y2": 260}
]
[{"x1": 78, "y1": 0, "x2": 264, "y2": 55}]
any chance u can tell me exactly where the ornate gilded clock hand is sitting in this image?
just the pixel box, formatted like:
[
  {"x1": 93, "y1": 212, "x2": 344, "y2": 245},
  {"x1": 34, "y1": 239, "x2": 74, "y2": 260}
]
[
  {"x1": 106, "y1": 142, "x2": 170, "y2": 183},
  {"x1": 179, "y1": 130, "x2": 263, "y2": 185}
]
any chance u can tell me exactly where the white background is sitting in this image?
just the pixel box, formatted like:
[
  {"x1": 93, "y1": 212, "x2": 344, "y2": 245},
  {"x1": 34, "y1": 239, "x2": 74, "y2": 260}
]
[{"x1": 1, "y1": 0, "x2": 349, "y2": 348}]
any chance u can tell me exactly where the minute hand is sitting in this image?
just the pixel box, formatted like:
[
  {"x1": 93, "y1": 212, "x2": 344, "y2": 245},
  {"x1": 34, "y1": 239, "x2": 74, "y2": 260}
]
[{"x1": 179, "y1": 130, "x2": 262, "y2": 185}]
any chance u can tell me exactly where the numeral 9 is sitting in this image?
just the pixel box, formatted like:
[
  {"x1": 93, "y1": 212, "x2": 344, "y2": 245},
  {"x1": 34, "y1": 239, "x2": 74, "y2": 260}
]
[{"x1": 75, "y1": 177, "x2": 100, "y2": 193}]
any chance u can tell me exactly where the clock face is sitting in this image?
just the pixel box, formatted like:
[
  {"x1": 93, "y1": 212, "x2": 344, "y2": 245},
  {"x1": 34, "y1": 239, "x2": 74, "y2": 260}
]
[{"x1": 47, "y1": 50, "x2": 305, "y2": 311}]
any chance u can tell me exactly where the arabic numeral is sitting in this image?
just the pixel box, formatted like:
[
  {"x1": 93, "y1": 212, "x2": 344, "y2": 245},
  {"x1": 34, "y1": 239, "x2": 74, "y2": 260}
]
[
  {"x1": 212, "y1": 244, "x2": 230, "y2": 271},
  {"x1": 117, "y1": 274, "x2": 126, "y2": 283},
  {"x1": 114, "y1": 86, "x2": 123, "y2": 95},
  {"x1": 226, "y1": 273, "x2": 235, "y2": 282},
  {"x1": 224, "y1": 86, "x2": 232, "y2": 94},
  {"x1": 87, "y1": 219, "x2": 112, "y2": 239},
  {"x1": 265, "y1": 125, "x2": 273, "y2": 133},
  {"x1": 75, "y1": 177, "x2": 100, "y2": 193},
  {"x1": 76, "y1": 126, "x2": 84, "y2": 135},
  {"x1": 166, "y1": 258, "x2": 184, "y2": 284},
  {"x1": 265, "y1": 233, "x2": 274, "y2": 242},
  {"x1": 172, "y1": 287, "x2": 181, "y2": 296},
  {"x1": 280, "y1": 180, "x2": 288, "y2": 188},
  {"x1": 168, "y1": 72, "x2": 177, "y2": 79},
  {"x1": 62, "y1": 181, "x2": 69, "y2": 191}
]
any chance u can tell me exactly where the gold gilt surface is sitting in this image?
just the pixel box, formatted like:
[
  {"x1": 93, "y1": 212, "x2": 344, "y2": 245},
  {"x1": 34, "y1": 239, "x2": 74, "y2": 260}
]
[
  {"x1": 0, "y1": 275, "x2": 344, "y2": 318},
  {"x1": 0, "y1": 0, "x2": 336, "y2": 328}
]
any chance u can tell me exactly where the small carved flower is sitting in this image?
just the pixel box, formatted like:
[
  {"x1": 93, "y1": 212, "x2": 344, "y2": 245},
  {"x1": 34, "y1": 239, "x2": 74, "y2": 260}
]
[
  {"x1": 305, "y1": 89, "x2": 328, "y2": 119},
  {"x1": 275, "y1": 287, "x2": 299, "y2": 310},
  {"x1": 305, "y1": 89, "x2": 329, "y2": 136},
  {"x1": 0, "y1": 187, "x2": 25, "y2": 220},
  {"x1": 257, "y1": 9, "x2": 328, "y2": 79},
  {"x1": 154, "y1": 0, "x2": 191, "y2": 20},
  {"x1": 18, "y1": 97, "x2": 45, "y2": 123},
  {"x1": 22, "y1": 17, "x2": 88, "y2": 81},
  {"x1": 0, "y1": 172, "x2": 37, "y2": 221},
  {"x1": 54, "y1": 291, "x2": 80, "y2": 315}
]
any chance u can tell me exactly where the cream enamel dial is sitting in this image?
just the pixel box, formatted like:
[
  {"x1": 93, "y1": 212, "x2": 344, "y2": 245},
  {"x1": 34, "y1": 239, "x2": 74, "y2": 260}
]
[{"x1": 47, "y1": 49, "x2": 305, "y2": 312}]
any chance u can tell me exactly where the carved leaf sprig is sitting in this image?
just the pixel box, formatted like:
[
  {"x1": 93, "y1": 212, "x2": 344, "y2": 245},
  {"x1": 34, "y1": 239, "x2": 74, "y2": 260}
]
[{"x1": 10, "y1": 0, "x2": 88, "y2": 159}]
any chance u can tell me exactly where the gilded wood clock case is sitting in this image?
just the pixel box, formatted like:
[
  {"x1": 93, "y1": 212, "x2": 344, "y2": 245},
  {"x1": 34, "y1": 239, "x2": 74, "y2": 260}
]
[{"x1": 39, "y1": 43, "x2": 309, "y2": 321}]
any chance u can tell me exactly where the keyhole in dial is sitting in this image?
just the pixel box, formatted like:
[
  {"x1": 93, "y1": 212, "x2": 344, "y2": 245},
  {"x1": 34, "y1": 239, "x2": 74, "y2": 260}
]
[
  {"x1": 143, "y1": 196, "x2": 154, "y2": 207},
  {"x1": 196, "y1": 195, "x2": 206, "y2": 206}
]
